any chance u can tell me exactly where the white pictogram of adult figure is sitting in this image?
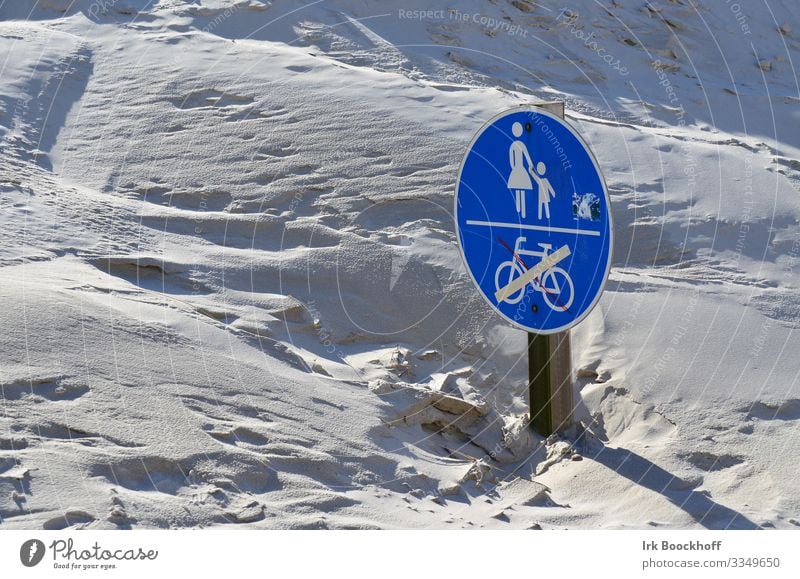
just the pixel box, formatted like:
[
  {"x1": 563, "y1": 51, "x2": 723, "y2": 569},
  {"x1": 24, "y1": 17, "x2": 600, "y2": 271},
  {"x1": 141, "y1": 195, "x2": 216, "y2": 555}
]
[
  {"x1": 507, "y1": 122, "x2": 535, "y2": 219},
  {"x1": 533, "y1": 161, "x2": 557, "y2": 220}
]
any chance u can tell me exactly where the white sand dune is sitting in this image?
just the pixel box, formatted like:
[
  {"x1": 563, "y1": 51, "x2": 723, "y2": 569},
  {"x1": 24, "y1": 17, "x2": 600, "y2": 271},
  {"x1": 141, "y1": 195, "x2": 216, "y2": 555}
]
[{"x1": 1, "y1": 0, "x2": 798, "y2": 529}]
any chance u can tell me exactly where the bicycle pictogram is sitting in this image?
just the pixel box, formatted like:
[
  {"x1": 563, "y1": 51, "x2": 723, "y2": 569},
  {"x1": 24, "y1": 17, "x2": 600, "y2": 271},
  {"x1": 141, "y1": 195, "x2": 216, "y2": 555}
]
[{"x1": 494, "y1": 236, "x2": 574, "y2": 311}]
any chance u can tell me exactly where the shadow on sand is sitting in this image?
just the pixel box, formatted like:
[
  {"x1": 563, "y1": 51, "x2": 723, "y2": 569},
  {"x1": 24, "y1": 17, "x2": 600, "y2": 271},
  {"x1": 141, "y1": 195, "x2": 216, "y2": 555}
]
[{"x1": 589, "y1": 445, "x2": 760, "y2": 529}]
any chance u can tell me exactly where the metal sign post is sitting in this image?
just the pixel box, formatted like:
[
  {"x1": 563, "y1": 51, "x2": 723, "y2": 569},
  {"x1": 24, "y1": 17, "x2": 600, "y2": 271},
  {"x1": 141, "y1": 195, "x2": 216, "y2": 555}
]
[
  {"x1": 529, "y1": 323, "x2": 572, "y2": 435},
  {"x1": 454, "y1": 101, "x2": 612, "y2": 438}
]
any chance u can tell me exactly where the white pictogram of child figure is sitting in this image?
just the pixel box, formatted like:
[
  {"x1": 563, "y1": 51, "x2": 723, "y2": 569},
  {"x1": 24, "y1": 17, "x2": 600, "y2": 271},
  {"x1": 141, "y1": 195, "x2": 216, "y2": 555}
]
[{"x1": 532, "y1": 161, "x2": 556, "y2": 220}]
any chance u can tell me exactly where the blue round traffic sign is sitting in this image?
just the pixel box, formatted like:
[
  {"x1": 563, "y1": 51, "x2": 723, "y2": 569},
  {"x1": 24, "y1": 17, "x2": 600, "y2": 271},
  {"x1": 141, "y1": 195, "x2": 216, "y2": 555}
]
[{"x1": 455, "y1": 107, "x2": 612, "y2": 334}]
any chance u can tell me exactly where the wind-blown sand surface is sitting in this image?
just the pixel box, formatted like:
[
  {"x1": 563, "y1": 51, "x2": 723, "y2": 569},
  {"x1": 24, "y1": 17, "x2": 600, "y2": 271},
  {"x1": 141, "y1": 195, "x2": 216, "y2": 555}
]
[{"x1": 1, "y1": 0, "x2": 798, "y2": 529}]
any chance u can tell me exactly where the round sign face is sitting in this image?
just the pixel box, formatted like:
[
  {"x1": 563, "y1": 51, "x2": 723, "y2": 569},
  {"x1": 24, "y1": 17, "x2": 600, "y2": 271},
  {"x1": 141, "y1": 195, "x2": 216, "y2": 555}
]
[{"x1": 454, "y1": 107, "x2": 613, "y2": 334}]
